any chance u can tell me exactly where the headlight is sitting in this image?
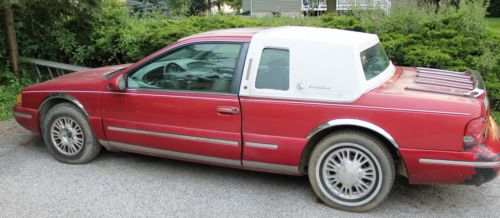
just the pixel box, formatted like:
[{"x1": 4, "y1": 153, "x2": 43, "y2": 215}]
[{"x1": 16, "y1": 94, "x2": 22, "y2": 105}]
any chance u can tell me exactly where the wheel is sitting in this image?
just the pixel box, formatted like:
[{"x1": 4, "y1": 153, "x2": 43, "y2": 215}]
[
  {"x1": 308, "y1": 131, "x2": 395, "y2": 212},
  {"x1": 42, "y1": 103, "x2": 101, "y2": 164}
]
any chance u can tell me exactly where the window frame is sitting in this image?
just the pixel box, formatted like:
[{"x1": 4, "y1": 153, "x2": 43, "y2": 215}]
[
  {"x1": 124, "y1": 41, "x2": 249, "y2": 95},
  {"x1": 254, "y1": 47, "x2": 291, "y2": 92}
]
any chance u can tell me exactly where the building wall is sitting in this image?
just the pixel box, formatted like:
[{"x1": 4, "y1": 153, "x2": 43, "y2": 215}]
[{"x1": 242, "y1": 0, "x2": 302, "y2": 16}]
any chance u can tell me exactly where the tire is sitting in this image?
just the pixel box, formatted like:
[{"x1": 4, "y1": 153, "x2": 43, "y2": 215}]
[
  {"x1": 42, "y1": 103, "x2": 101, "y2": 164},
  {"x1": 308, "y1": 131, "x2": 395, "y2": 212}
]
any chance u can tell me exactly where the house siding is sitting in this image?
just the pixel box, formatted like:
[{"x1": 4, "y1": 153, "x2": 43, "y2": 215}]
[{"x1": 243, "y1": 0, "x2": 302, "y2": 16}]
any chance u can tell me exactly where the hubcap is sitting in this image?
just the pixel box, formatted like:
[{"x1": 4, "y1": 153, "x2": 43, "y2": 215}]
[
  {"x1": 50, "y1": 117, "x2": 84, "y2": 155},
  {"x1": 317, "y1": 142, "x2": 382, "y2": 206}
]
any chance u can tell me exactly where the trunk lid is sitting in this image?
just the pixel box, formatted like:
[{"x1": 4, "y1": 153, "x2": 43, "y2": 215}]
[{"x1": 404, "y1": 67, "x2": 485, "y2": 98}]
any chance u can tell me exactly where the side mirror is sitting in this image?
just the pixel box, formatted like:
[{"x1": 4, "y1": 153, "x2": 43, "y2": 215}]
[{"x1": 108, "y1": 74, "x2": 126, "y2": 92}]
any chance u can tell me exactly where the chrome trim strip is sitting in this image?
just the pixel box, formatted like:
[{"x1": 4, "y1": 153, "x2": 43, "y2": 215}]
[
  {"x1": 416, "y1": 74, "x2": 473, "y2": 84},
  {"x1": 100, "y1": 140, "x2": 241, "y2": 166},
  {"x1": 27, "y1": 90, "x2": 469, "y2": 116},
  {"x1": 245, "y1": 142, "x2": 278, "y2": 150},
  {"x1": 420, "y1": 159, "x2": 500, "y2": 168},
  {"x1": 13, "y1": 112, "x2": 32, "y2": 119},
  {"x1": 417, "y1": 71, "x2": 471, "y2": 79},
  {"x1": 307, "y1": 119, "x2": 399, "y2": 149},
  {"x1": 416, "y1": 67, "x2": 468, "y2": 75},
  {"x1": 39, "y1": 93, "x2": 89, "y2": 117},
  {"x1": 107, "y1": 126, "x2": 239, "y2": 146},
  {"x1": 414, "y1": 80, "x2": 474, "y2": 90},
  {"x1": 239, "y1": 98, "x2": 470, "y2": 116},
  {"x1": 242, "y1": 160, "x2": 299, "y2": 173},
  {"x1": 24, "y1": 90, "x2": 236, "y2": 102}
]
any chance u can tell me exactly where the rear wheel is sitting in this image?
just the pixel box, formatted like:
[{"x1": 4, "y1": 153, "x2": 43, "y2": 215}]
[
  {"x1": 42, "y1": 103, "x2": 101, "y2": 164},
  {"x1": 308, "y1": 131, "x2": 395, "y2": 212}
]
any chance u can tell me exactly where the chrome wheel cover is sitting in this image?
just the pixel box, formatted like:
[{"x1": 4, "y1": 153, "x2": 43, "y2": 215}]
[
  {"x1": 50, "y1": 117, "x2": 84, "y2": 156},
  {"x1": 316, "y1": 142, "x2": 383, "y2": 207}
]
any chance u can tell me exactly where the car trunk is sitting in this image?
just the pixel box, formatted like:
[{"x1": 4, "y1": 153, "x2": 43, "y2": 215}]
[{"x1": 404, "y1": 67, "x2": 485, "y2": 99}]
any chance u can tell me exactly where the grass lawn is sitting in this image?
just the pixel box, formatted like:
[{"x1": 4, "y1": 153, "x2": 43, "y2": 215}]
[{"x1": 486, "y1": 17, "x2": 500, "y2": 34}]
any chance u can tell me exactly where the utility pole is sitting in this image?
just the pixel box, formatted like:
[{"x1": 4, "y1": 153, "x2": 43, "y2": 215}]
[
  {"x1": 2, "y1": 1, "x2": 20, "y2": 77},
  {"x1": 326, "y1": 0, "x2": 337, "y2": 13}
]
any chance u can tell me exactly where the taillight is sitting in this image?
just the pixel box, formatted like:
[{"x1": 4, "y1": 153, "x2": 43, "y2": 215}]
[{"x1": 464, "y1": 117, "x2": 488, "y2": 148}]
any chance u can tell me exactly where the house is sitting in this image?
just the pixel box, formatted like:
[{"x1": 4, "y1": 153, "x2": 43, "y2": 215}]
[{"x1": 242, "y1": 0, "x2": 391, "y2": 17}]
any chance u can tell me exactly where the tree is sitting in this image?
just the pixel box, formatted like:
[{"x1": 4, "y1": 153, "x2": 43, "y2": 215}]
[
  {"x1": 2, "y1": 0, "x2": 19, "y2": 77},
  {"x1": 168, "y1": 0, "x2": 209, "y2": 16},
  {"x1": 326, "y1": 0, "x2": 336, "y2": 13},
  {"x1": 211, "y1": 0, "x2": 242, "y2": 12},
  {"x1": 488, "y1": 0, "x2": 500, "y2": 16},
  {"x1": 127, "y1": 0, "x2": 169, "y2": 16}
]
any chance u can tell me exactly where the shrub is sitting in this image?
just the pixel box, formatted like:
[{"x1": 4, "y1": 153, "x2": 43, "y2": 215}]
[{"x1": 0, "y1": 72, "x2": 30, "y2": 120}]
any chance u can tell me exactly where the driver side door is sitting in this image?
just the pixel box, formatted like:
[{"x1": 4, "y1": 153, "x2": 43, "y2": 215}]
[{"x1": 101, "y1": 42, "x2": 247, "y2": 167}]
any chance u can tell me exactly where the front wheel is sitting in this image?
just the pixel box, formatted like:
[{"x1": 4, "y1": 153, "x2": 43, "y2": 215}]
[
  {"x1": 308, "y1": 131, "x2": 395, "y2": 212},
  {"x1": 42, "y1": 103, "x2": 101, "y2": 164}
]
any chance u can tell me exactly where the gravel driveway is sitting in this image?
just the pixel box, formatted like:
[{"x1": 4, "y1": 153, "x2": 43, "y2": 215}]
[{"x1": 0, "y1": 119, "x2": 499, "y2": 217}]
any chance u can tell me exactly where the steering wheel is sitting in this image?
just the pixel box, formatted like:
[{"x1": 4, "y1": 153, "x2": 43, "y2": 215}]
[{"x1": 164, "y1": 63, "x2": 183, "y2": 75}]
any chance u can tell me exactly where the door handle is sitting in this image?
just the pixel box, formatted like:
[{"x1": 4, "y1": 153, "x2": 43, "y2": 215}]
[{"x1": 217, "y1": 106, "x2": 240, "y2": 115}]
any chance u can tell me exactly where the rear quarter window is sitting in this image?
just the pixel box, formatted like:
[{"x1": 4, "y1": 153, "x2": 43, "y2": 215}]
[
  {"x1": 361, "y1": 43, "x2": 390, "y2": 80},
  {"x1": 255, "y1": 48, "x2": 290, "y2": 91}
]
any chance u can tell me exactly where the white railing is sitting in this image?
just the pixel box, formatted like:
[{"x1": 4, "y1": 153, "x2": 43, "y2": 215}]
[
  {"x1": 22, "y1": 58, "x2": 91, "y2": 80},
  {"x1": 337, "y1": 0, "x2": 391, "y2": 12}
]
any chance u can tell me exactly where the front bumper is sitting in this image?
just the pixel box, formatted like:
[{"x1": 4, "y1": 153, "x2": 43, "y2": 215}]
[
  {"x1": 13, "y1": 105, "x2": 40, "y2": 134},
  {"x1": 401, "y1": 115, "x2": 499, "y2": 185}
]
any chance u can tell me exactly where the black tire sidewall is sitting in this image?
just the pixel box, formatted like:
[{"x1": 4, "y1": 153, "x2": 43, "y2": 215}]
[
  {"x1": 308, "y1": 131, "x2": 395, "y2": 212},
  {"x1": 42, "y1": 103, "x2": 100, "y2": 163}
]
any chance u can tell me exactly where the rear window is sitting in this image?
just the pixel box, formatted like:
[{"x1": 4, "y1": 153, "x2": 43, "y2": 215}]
[{"x1": 360, "y1": 43, "x2": 390, "y2": 80}]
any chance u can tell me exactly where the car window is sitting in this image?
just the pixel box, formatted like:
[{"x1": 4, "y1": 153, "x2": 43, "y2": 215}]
[
  {"x1": 255, "y1": 48, "x2": 290, "y2": 91},
  {"x1": 360, "y1": 43, "x2": 390, "y2": 80},
  {"x1": 128, "y1": 43, "x2": 242, "y2": 93}
]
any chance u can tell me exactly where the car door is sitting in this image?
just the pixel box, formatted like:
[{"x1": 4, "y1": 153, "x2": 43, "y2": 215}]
[{"x1": 101, "y1": 42, "x2": 248, "y2": 167}]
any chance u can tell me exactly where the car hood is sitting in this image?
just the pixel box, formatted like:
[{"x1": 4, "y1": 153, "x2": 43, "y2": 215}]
[
  {"x1": 51, "y1": 64, "x2": 133, "y2": 81},
  {"x1": 23, "y1": 64, "x2": 133, "y2": 92}
]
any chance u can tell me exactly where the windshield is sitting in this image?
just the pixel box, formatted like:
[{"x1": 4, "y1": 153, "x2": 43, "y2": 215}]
[{"x1": 360, "y1": 43, "x2": 390, "y2": 80}]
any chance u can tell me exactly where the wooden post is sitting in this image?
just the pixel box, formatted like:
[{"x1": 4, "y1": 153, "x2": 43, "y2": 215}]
[
  {"x1": 2, "y1": 2, "x2": 20, "y2": 78},
  {"x1": 327, "y1": 0, "x2": 337, "y2": 13}
]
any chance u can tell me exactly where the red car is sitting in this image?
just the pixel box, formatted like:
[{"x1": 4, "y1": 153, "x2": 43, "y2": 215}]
[{"x1": 13, "y1": 27, "x2": 499, "y2": 212}]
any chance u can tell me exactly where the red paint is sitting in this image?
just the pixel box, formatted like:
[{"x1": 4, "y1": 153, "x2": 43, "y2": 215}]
[{"x1": 13, "y1": 30, "x2": 499, "y2": 185}]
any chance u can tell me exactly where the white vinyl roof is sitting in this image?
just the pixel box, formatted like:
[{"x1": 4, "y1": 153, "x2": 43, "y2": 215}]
[
  {"x1": 255, "y1": 26, "x2": 380, "y2": 52},
  {"x1": 240, "y1": 26, "x2": 395, "y2": 102}
]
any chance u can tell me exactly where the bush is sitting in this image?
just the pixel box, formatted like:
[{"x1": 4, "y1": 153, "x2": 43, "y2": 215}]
[{"x1": 0, "y1": 73, "x2": 30, "y2": 120}]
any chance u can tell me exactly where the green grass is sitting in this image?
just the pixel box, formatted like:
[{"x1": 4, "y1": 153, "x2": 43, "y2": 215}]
[
  {"x1": 486, "y1": 17, "x2": 500, "y2": 34},
  {"x1": 494, "y1": 112, "x2": 500, "y2": 123}
]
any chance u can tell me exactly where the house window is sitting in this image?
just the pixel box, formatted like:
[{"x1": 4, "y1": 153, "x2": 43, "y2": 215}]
[{"x1": 255, "y1": 48, "x2": 290, "y2": 91}]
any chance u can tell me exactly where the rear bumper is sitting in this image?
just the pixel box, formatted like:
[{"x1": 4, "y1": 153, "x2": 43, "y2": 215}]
[
  {"x1": 13, "y1": 105, "x2": 40, "y2": 134},
  {"x1": 401, "y1": 115, "x2": 499, "y2": 185}
]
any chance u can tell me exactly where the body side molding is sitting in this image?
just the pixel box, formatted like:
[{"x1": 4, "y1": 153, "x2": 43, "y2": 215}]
[
  {"x1": 307, "y1": 119, "x2": 400, "y2": 149},
  {"x1": 107, "y1": 126, "x2": 239, "y2": 146},
  {"x1": 99, "y1": 140, "x2": 241, "y2": 166}
]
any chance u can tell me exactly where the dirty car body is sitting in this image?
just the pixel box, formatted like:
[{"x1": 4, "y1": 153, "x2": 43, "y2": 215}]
[{"x1": 13, "y1": 27, "x2": 499, "y2": 212}]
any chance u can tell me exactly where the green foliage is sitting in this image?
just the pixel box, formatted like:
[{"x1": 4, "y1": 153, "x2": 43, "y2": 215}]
[
  {"x1": 0, "y1": 72, "x2": 29, "y2": 120},
  {"x1": 127, "y1": 0, "x2": 169, "y2": 16}
]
